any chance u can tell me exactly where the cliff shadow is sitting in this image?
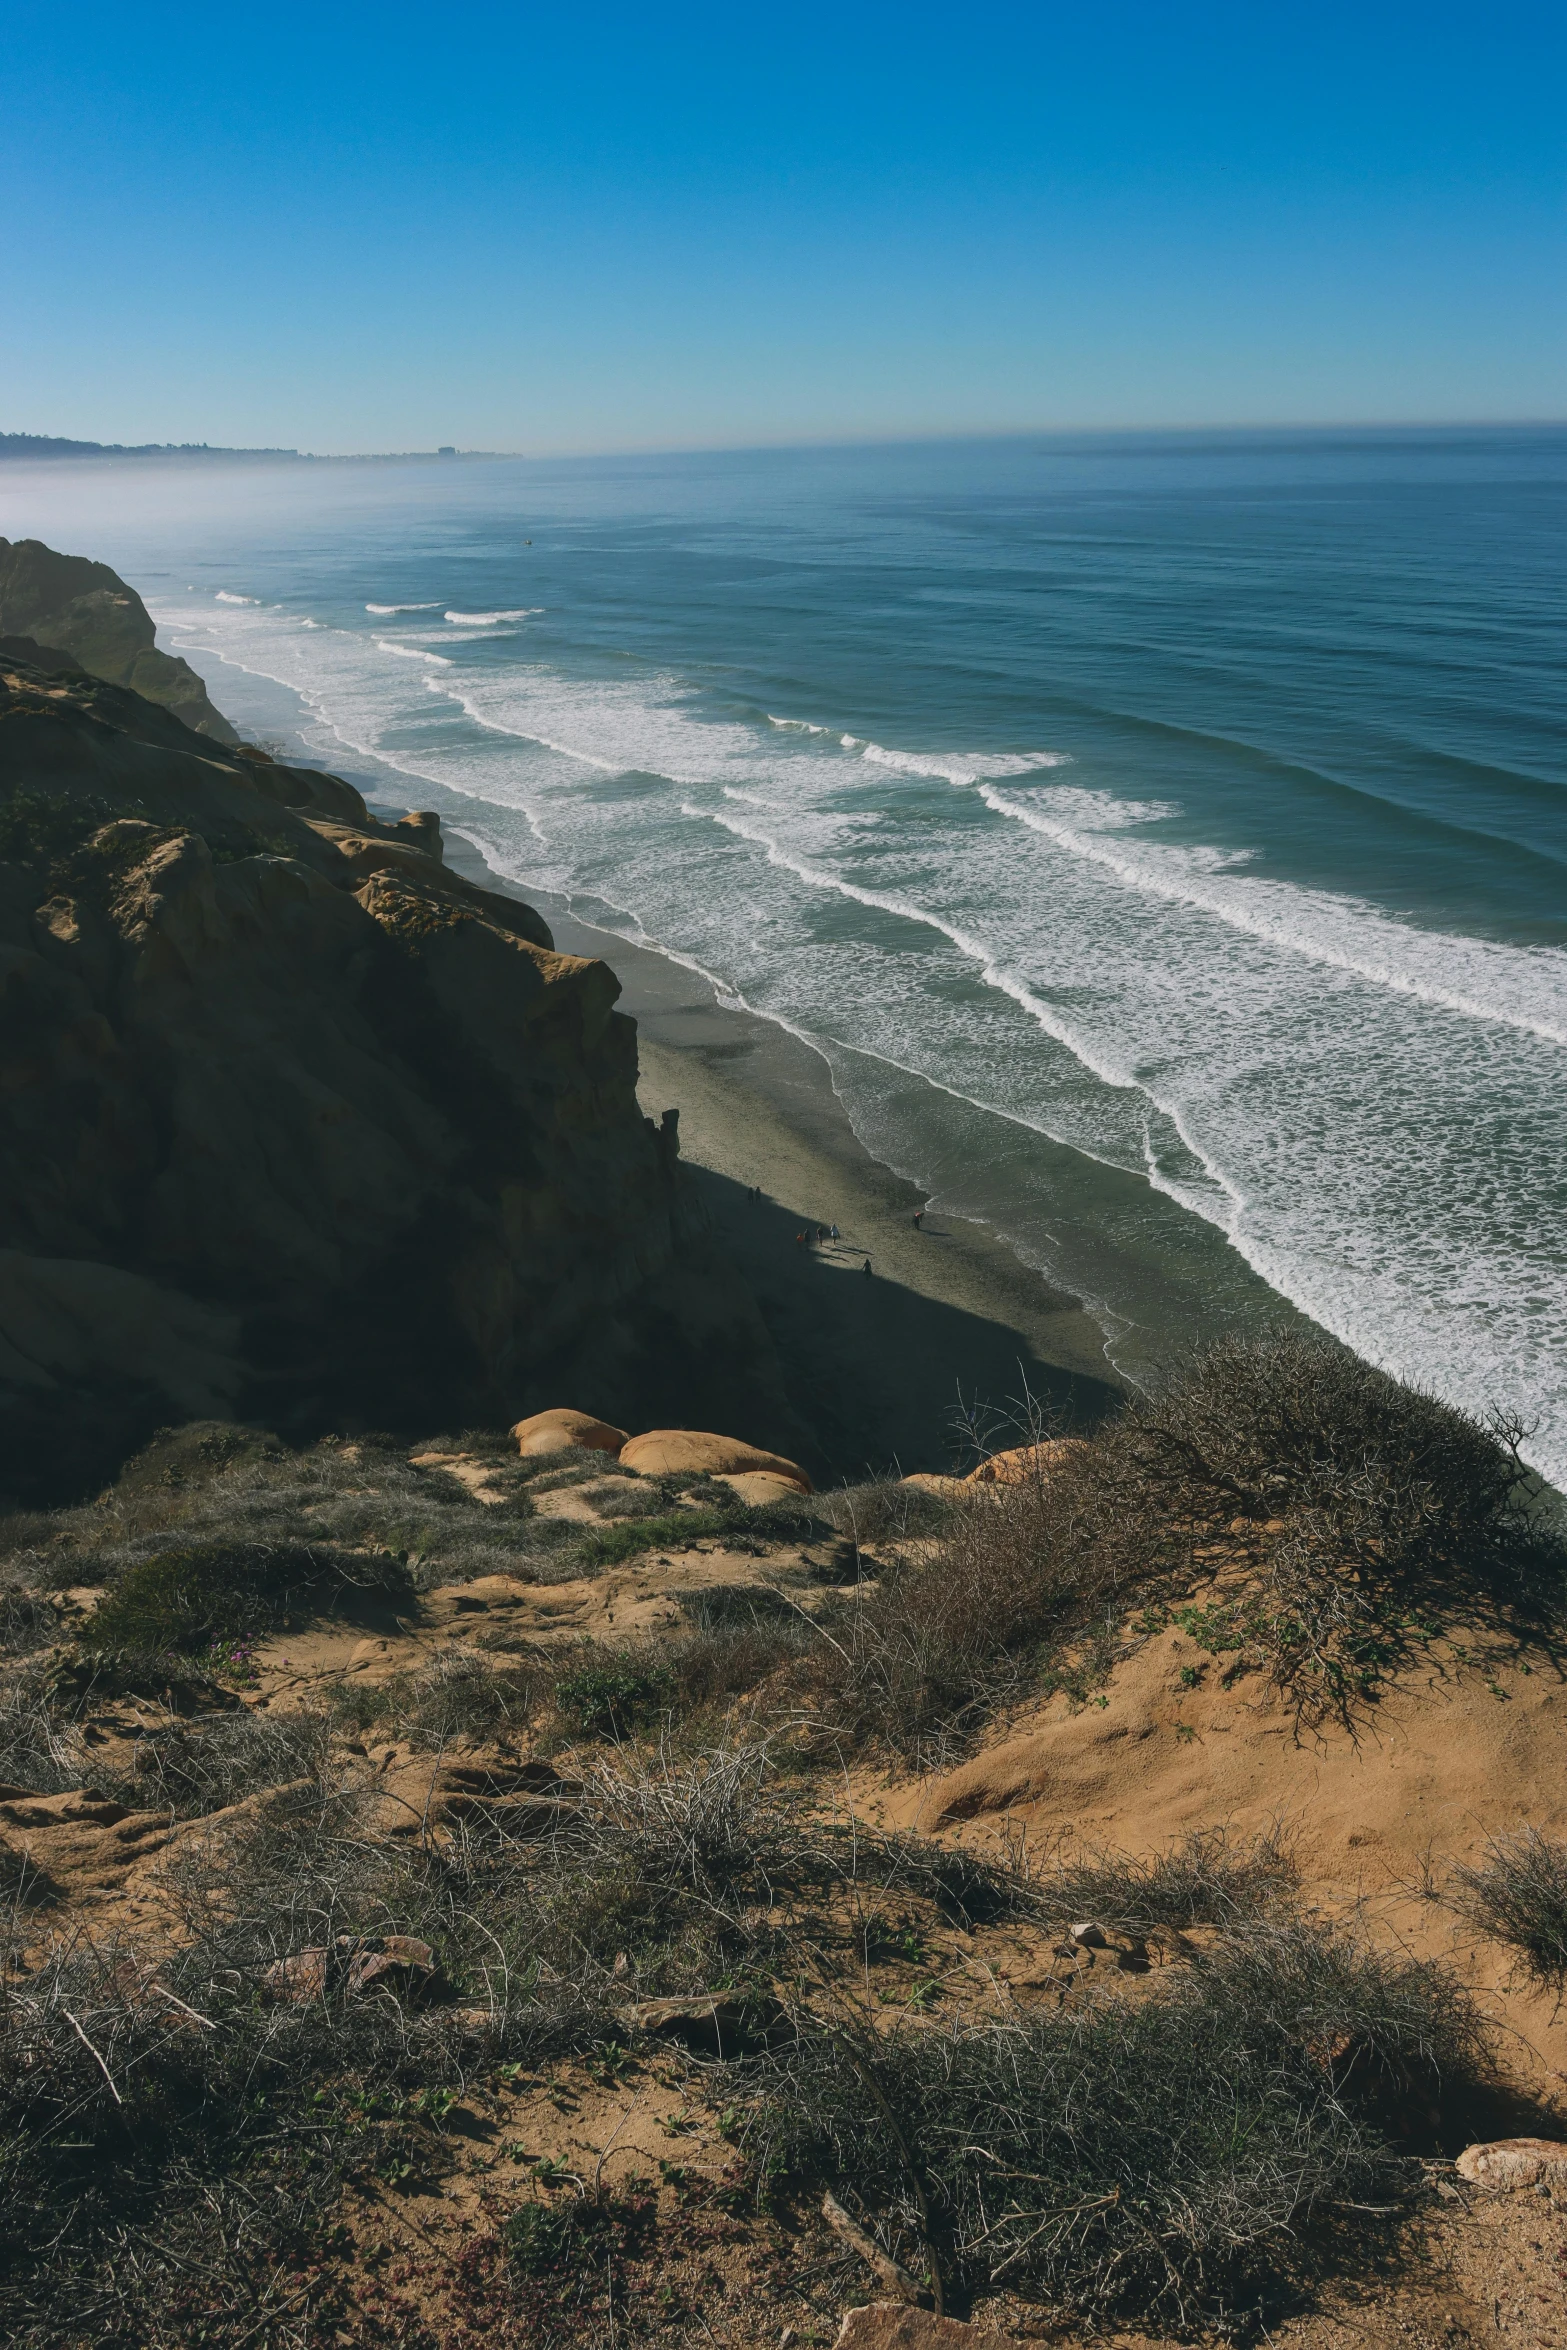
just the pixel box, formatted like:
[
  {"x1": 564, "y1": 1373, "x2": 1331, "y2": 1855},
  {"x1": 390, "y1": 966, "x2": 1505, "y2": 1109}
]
[{"x1": 684, "y1": 1164, "x2": 1122, "y2": 1484}]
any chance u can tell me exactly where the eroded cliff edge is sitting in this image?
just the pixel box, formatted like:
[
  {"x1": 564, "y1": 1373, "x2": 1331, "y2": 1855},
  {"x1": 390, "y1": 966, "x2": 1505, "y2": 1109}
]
[
  {"x1": 0, "y1": 641, "x2": 795, "y2": 1498},
  {"x1": 0, "y1": 537, "x2": 238, "y2": 742}
]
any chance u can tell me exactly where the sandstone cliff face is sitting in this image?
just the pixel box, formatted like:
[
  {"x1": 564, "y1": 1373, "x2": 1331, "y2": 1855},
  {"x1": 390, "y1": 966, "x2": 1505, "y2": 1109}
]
[
  {"x1": 0, "y1": 538, "x2": 238, "y2": 743},
  {"x1": 0, "y1": 648, "x2": 790, "y2": 1498}
]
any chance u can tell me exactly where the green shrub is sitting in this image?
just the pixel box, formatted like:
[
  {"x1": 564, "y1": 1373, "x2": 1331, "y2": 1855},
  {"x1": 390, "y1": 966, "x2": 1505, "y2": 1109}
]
[
  {"x1": 87, "y1": 1541, "x2": 413, "y2": 1657},
  {"x1": 554, "y1": 1657, "x2": 671, "y2": 1737},
  {"x1": 942, "y1": 1335, "x2": 1567, "y2": 1729},
  {"x1": 0, "y1": 785, "x2": 141, "y2": 870},
  {"x1": 575, "y1": 1508, "x2": 731, "y2": 1568},
  {"x1": 1033, "y1": 1827, "x2": 1297, "y2": 1932},
  {"x1": 795, "y1": 1470, "x2": 1118, "y2": 1762}
]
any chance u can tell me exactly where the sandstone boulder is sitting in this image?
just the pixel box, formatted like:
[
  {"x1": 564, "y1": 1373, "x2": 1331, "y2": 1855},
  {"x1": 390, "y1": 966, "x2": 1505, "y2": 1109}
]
[
  {"x1": 1456, "y1": 2138, "x2": 1567, "y2": 2191},
  {"x1": 716, "y1": 1469, "x2": 808, "y2": 1508},
  {"x1": 620, "y1": 1430, "x2": 812, "y2": 1492},
  {"x1": 966, "y1": 1438, "x2": 1088, "y2": 1485},
  {"x1": 511, "y1": 1407, "x2": 629, "y2": 1459},
  {"x1": 901, "y1": 1473, "x2": 970, "y2": 1500}
]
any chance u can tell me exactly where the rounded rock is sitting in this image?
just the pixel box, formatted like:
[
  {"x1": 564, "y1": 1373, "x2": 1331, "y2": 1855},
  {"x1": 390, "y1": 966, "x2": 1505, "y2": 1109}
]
[
  {"x1": 966, "y1": 1437, "x2": 1088, "y2": 1486},
  {"x1": 620, "y1": 1430, "x2": 812, "y2": 1493},
  {"x1": 511, "y1": 1407, "x2": 629, "y2": 1459}
]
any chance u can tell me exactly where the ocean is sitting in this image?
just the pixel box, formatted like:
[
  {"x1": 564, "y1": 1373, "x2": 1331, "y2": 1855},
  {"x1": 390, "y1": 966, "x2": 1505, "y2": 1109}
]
[{"x1": 5, "y1": 429, "x2": 1564, "y2": 1484}]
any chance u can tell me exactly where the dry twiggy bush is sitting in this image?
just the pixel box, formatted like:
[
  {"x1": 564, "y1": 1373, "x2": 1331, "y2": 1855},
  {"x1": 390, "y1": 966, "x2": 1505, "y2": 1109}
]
[
  {"x1": 729, "y1": 1921, "x2": 1493, "y2": 2329},
  {"x1": 1451, "y1": 1828, "x2": 1567, "y2": 1992}
]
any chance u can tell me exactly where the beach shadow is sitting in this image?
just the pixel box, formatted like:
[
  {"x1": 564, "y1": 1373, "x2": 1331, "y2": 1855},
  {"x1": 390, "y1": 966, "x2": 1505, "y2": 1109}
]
[{"x1": 696, "y1": 1168, "x2": 1119, "y2": 1483}]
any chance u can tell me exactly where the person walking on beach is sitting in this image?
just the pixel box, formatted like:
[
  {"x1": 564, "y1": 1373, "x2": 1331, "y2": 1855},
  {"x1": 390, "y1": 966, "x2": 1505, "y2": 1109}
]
[
  {"x1": 830, "y1": 1224, "x2": 839, "y2": 1240},
  {"x1": 862, "y1": 1257, "x2": 873, "y2": 1278},
  {"x1": 913, "y1": 1208, "x2": 924, "y2": 1230},
  {"x1": 818, "y1": 1225, "x2": 829, "y2": 1245}
]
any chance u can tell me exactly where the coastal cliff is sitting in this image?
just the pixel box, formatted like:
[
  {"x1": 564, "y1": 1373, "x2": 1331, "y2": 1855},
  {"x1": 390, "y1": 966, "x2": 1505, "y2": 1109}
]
[
  {"x1": 0, "y1": 637, "x2": 792, "y2": 1498},
  {"x1": 0, "y1": 536, "x2": 239, "y2": 742}
]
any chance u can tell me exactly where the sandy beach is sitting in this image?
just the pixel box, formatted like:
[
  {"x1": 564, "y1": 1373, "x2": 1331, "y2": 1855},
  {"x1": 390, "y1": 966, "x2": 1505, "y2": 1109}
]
[{"x1": 440, "y1": 827, "x2": 1122, "y2": 1480}]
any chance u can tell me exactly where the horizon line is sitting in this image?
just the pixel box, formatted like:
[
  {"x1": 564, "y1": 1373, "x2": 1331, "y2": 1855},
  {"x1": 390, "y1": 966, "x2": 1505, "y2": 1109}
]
[{"x1": 4, "y1": 416, "x2": 1567, "y2": 470}]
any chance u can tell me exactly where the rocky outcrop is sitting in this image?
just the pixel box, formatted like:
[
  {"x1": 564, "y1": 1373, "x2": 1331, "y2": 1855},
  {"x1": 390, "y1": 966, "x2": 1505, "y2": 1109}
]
[
  {"x1": 618, "y1": 1430, "x2": 812, "y2": 1491},
  {"x1": 0, "y1": 646, "x2": 793, "y2": 1499},
  {"x1": 0, "y1": 538, "x2": 238, "y2": 742}
]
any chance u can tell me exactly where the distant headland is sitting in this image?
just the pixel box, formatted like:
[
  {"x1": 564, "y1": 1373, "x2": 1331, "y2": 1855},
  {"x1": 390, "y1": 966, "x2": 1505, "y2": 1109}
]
[{"x1": 0, "y1": 431, "x2": 478, "y2": 462}]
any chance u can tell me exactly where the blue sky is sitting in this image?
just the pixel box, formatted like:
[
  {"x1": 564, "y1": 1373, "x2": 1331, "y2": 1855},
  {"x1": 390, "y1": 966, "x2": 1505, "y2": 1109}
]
[{"x1": 3, "y1": 0, "x2": 1561, "y2": 452}]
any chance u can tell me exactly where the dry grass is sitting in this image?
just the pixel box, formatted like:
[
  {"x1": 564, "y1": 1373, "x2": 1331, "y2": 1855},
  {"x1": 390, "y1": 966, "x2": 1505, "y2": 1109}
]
[
  {"x1": 730, "y1": 1920, "x2": 1493, "y2": 2329},
  {"x1": 1029, "y1": 1825, "x2": 1299, "y2": 1932},
  {"x1": 1451, "y1": 1829, "x2": 1567, "y2": 1992},
  {"x1": 0, "y1": 1730, "x2": 1517, "y2": 2343},
  {"x1": 0, "y1": 1344, "x2": 1556, "y2": 2338}
]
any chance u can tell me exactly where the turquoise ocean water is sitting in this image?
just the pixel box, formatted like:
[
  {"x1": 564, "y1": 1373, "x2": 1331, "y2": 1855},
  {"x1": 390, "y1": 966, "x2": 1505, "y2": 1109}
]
[{"x1": 5, "y1": 431, "x2": 1564, "y2": 1480}]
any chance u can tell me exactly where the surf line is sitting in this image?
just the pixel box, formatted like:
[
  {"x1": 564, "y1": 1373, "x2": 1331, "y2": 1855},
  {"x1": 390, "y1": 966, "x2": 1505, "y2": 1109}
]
[
  {"x1": 977, "y1": 782, "x2": 1567, "y2": 1050},
  {"x1": 685, "y1": 792, "x2": 1244, "y2": 1230}
]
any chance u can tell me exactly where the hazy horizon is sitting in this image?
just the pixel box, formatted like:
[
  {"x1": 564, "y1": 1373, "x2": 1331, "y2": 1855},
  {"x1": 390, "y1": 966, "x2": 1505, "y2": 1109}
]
[{"x1": 4, "y1": 420, "x2": 1566, "y2": 471}]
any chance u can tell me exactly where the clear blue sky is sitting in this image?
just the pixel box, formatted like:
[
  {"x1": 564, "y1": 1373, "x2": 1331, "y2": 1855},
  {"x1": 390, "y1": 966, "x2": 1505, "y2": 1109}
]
[{"x1": 4, "y1": 0, "x2": 1561, "y2": 453}]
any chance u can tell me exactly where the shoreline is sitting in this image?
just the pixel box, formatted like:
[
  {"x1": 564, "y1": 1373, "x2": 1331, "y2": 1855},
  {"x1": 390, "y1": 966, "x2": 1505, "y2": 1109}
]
[{"x1": 435, "y1": 821, "x2": 1123, "y2": 1477}]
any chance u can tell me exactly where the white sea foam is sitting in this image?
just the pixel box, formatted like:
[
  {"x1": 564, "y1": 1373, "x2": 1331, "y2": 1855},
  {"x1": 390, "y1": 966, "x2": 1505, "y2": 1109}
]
[
  {"x1": 214, "y1": 592, "x2": 257, "y2": 604},
  {"x1": 852, "y1": 738, "x2": 1072, "y2": 783},
  {"x1": 768, "y1": 716, "x2": 1071, "y2": 781},
  {"x1": 443, "y1": 608, "x2": 542, "y2": 624},
  {"x1": 150, "y1": 595, "x2": 1567, "y2": 1490},
  {"x1": 366, "y1": 602, "x2": 440, "y2": 613},
  {"x1": 978, "y1": 783, "x2": 1567, "y2": 1049},
  {"x1": 376, "y1": 639, "x2": 452, "y2": 665}
]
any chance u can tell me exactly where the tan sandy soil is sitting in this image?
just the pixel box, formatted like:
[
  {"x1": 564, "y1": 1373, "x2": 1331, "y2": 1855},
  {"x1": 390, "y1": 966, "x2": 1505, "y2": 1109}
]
[{"x1": 8, "y1": 1452, "x2": 1567, "y2": 2347}]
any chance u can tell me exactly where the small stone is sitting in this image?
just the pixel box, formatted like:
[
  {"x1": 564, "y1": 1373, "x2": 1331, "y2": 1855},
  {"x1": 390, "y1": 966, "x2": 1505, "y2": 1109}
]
[
  {"x1": 1455, "y1": 2138, "x2": 1567, "y2": 2192},
  {"x1": 834, "y1": 2307, "x2": 996, "y2": 2350},
  {"x1": 345, "y1": 1934, "x2": 438, "y2": 1995}
]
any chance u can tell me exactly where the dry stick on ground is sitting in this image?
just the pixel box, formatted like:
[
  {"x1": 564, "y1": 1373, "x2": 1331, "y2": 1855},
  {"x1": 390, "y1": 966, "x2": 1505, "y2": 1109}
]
[
  {"x1": 821, "y1": 2190, "x2": 924, "y2": 2304},
  {"x1": 62, "y1": 2008, "x2": 122, "y2": 2103},
  {"x1": 593, "y1": 2098, "x2": 644, "y2": 2192},
  {"x1": 825, "y1": 2024, "x2": 946, "y2": 2317}
]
